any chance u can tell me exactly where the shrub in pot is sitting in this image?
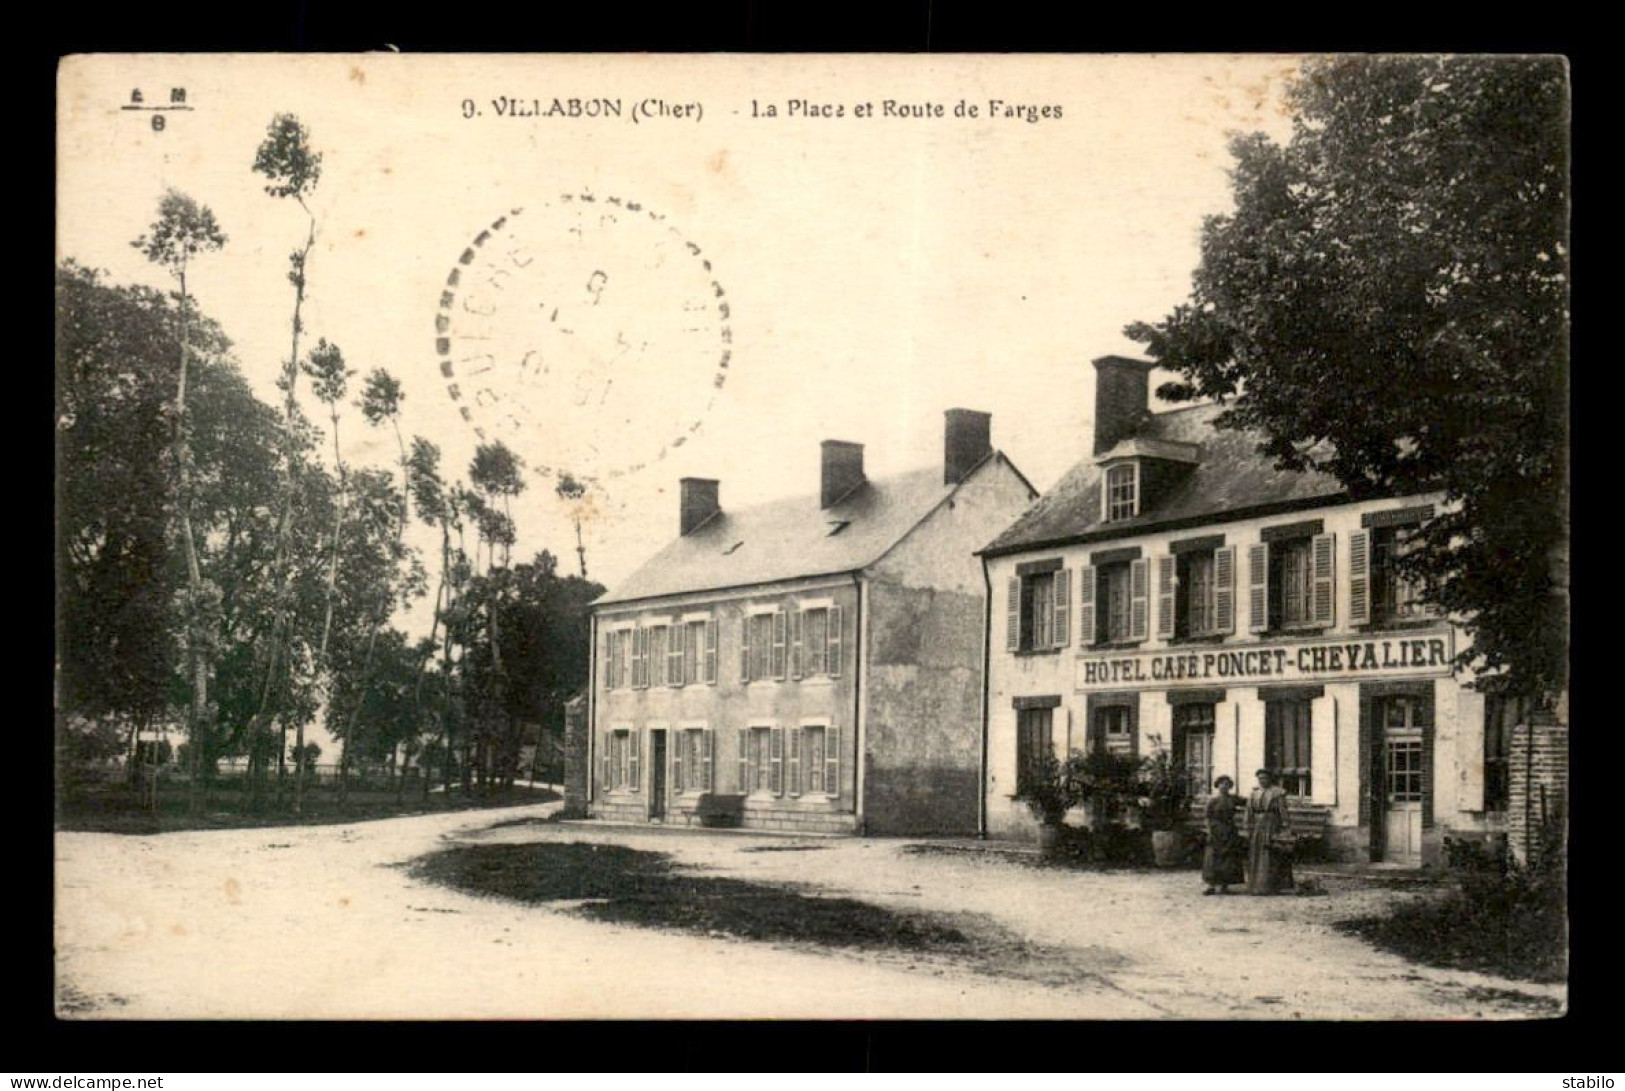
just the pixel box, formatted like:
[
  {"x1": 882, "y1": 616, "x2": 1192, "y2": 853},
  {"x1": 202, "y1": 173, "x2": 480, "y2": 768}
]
[
  {"x1": 1014, "y1": 751, "x2": 1088, "y2": 856},
  {"x1": 1137, "y1": 738, "x2": 1193, "y2": 867}
]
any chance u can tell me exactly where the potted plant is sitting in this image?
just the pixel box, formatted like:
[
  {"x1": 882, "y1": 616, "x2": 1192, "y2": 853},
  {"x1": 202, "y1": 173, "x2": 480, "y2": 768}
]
[
  {"x1": 1014, "y1": 751, "x2": 1087, "y2": 857},
  {"x1": 1138, "y1": 737, "x2": 1192, "y2": 867},
  {"x1": 1071, "y1": 749, "x2": 1148, "y2": 863}
]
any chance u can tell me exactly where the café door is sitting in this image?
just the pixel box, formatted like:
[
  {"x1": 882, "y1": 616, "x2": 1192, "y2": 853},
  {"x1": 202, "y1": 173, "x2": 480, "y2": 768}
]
[{"x1": 1380, "y1": 696, "x2": 1427, "y2": 866}]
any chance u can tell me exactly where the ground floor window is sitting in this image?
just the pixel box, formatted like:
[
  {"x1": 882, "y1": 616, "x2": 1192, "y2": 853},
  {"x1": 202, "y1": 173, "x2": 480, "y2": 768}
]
[
  {"x1": 674, "y1": 727, "x2": 712, "y2": 794},
  {"x1": 1015, "y1": 707, "x2": 1054, "y2": 794},
  {"x1": 1175, "y1": 703, "x2": 1216, "y2": 796},
  {"x1": 802, "y1": 725, "x2": 828, "y2": 794},
  {"x1": 740, "y1": 726, "x2": 782, "y2": 795},
  {"x1": 1265, "y1": 699, "x2": 1312, "y2": 799},
  {"x1": 1483, "y1": 694, "x2": 1526, "y2": 813},
  {"x1": 605, "y1": 729, "x2": 639, "y2": 792},
  {"x1": 1098, "y1": 705, "x2": 1134, "y2": 758}
]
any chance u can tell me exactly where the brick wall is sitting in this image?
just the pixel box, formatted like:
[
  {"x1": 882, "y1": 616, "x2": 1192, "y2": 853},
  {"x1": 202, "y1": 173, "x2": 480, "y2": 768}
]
[{"x1": 1507, "y1": 718, "x2": 1567, "y2": 866}]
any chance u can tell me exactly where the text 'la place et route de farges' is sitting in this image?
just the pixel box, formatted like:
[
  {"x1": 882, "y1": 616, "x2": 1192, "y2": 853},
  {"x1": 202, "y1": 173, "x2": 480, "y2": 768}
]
[{"x1": 463, "y1": 96, "x2": 1064, "y2": 124}]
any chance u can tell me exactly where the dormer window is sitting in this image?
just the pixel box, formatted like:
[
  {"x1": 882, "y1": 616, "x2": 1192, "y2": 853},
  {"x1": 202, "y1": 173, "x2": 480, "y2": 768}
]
[{"x1": 1105, "y1": 462, "x2": 1138, "y2": 521}]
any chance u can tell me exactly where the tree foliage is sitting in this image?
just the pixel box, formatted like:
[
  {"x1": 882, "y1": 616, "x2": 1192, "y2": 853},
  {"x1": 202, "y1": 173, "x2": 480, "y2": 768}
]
[
  {"x1": 251, "y1": 114, "x2": 322, "y2": 201},
  {"x1": 1125, "y1": 55, "x2": 1568, "y2": 700}
]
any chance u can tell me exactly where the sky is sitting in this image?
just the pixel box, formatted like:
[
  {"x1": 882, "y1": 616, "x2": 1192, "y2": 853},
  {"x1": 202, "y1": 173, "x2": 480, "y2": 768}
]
[{"x1": 58, "y1": 53, "x2": 1298, "y2": 640}]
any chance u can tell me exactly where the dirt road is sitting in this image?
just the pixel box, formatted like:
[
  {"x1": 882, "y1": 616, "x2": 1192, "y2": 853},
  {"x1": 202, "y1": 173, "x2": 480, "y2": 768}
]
[{"x1": 54, "y1": 804, "x2": 1564, "y2": 1019}]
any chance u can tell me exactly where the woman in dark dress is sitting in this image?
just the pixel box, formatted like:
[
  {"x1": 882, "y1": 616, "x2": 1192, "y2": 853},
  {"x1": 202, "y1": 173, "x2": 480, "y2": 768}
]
[
  {"x1": 1202, "y1": 775, "x2": 1245, "y2": 895},
  {"x1": 1246, "y1": 768, "x2": 1296, "y2": 894}
]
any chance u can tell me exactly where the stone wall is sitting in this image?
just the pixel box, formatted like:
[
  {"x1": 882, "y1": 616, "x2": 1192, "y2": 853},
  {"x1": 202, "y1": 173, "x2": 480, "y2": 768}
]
[{"x1": 561, "y1": 694, "x2": 590, "y2": 818}]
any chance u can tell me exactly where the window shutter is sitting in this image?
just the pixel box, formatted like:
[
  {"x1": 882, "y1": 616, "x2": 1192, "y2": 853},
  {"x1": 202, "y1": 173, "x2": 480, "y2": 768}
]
[
  {"x1": 671, "y1": 732, "x2": 684, "y2": 794},
  {"x1": 602, "y1": 632, "x2": 613, "y2": 690},
  {"x1": 1005, "y1": 577, "x2": 1021, "y2": 651},
  {"x1": 1052, "y1": 569, "x2": 1071, "y2": 648},
  {"x1": 737, "y1": 728, "x2": 750, "y2": 792},
  {"x1": 1156, "y1": 555, "x2": 1176, "y2": 639},
  {"x1": 739, "y1": 616, "x2": 751, "y2": 683},
  {"x1": 790, "y1": 609, "x2": 804, "y2": 680},
  {"x1": 1349, "y1": 530, "x2": 1371, "y2": 626},
  {"x1": 828, "y1": 604, "x2": 844, "y2": 678},
  {"x1": 601, "y1": 738, "x2": 611, "y2": 789},
  {"x1": 630, "y1": 628, "x2": 641, "y2": 689},
  {"x1": 1312, "y1": 533, "x2": 1336, "y2": 626},
  {"x1": 1078, "y1": 566, "x2": 1096, "y2": 646},
  {"x1": 704, "y1": 618, "x2": 718, "y2": 684},
  {"x1": 826, "y1": 724, "x2": 841, "y2": 800},
  {"x1": 703, "y1": 727, "x2": 715, "y2": 790},
  {"x1": 772, "y1": 610, "x2": 788, "y2": 680},
  {"x1": 1248, "y1": 543, "x2": 1270, "y2": 634},
  {"x1": 770, "y1": 726, "x2": 784, "y2": 795},
  {"x1": 1214, "y1": 546, "x2": 1236, "y2": 634},
  {"x1": 628, "y1": 730, "x2": 641, "y2": 793},
  {"x1": 788, "y1": 727, "x2": 802, "y2": 796},
  {"x1": 1129, "y1": 559, "x2": 1149, "y2": 642},
  {"x1": 1311, "y1": 697, "x2": 1336, "y2": 806}
]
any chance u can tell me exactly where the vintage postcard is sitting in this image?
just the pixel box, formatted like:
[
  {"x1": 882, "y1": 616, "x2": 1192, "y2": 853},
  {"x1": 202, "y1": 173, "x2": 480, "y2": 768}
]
[{"x1": 55, "y1": 53, "x2": 1569, "y2": 1020}]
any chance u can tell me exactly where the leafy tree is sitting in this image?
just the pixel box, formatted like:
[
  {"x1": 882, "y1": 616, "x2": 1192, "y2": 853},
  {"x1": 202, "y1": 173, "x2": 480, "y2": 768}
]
[
  {"x1": 554, "y1": 473, "x2": 591, "y2": 578},
  {"x1": 57, "y1": 263, "x2": 192, "y2": 732},
  {"x1": 251, "y1": 112, "x2": 324, "y2": 801},
  {"x1": 131, "y1": 190, "x2": 227, "y2": 811},
  {"x1": 299, "y1": 337, "x2": 354, "y2": 812},
  {"x1": 1125, "y1": 55, "x2": 1568, "y2": 701}
]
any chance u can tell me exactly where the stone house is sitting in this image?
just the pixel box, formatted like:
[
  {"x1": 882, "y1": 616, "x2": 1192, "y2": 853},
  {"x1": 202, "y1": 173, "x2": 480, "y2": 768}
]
[
  {"x1": 587, "y1": 410, "x2": 1037, "y2": 834},
  {"x1": 979, "y1": 356, "x2": 1563, "y2": 866}
]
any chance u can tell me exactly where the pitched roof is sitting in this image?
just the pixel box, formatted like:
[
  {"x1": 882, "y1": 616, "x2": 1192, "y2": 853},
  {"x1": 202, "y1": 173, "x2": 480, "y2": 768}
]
[
  {"x1": 596, "y1": 454, "x2": 1021, "y2": 606},
  {"x1": 981, "y1": 403, "x2": 1348, "y2": 556}
]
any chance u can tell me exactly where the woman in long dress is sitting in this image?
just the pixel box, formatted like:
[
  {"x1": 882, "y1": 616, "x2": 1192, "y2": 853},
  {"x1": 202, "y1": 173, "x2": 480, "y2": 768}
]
[
  {"x1": 1246, "y1": 768, "x2": 1295, "y2": 895},
  {"x1": 1202, "y1": 775, "x2": 1245, "y2": 895}
]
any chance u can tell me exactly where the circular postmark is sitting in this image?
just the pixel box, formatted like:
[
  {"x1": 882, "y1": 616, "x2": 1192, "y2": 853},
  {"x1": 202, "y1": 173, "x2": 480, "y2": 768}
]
[{"x1": 434, "y1": 193, "x2": 731, "y2": 484}]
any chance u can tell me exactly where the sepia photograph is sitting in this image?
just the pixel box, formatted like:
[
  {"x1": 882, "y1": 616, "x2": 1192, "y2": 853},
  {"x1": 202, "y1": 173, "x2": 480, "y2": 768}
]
[{"x1": 53, "y1": 52, "x2": 1569, "y2": 1022}]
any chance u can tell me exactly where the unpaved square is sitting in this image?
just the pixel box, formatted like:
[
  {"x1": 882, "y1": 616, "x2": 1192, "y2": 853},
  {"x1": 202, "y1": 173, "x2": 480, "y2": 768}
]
[{"x1": 54, "y1": 803, "x2": 1565, "y2": 1019}]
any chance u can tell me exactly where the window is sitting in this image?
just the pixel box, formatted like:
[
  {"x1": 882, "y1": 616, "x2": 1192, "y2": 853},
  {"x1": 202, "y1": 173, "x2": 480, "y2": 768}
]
[
  {"x1": 1182, "y1": 551, "x2": 1215, "y2": 636},
  {"x1": 682, "y1": 621, "x2": 704, "y2": 685},
  {"x1": 1098, "y1": 705, "x2": 1134, "y2": 758},
  {"x1": 1006, "y1": 566, "x2": 1070, "y2": 653},
  {"x1": 1265, "y1": 699, "x2": 1312, "y2": 798},
  {"x1": 604, "y1": 729, "x2": 640, "y2": 792},
  {"x1": 1276, "y1": 539, "x2": 1312, "y2": 628},
  {"x1": 1483, "y1": 694, "x2": 1527, "y2": 813},
  {"x1": 740, "y1": 611, "x2": 787, "y2": 683},
  {"x1": 1023, "y1": 572, "x2": 1055, "y2": 649},
  {"x1": 789, "y1": 724, "x2": 841, "y2": 797},
  {"x1": 1175, "y1": 703, "x2": 1216, "y2": 797},
  {"x1": 1102, "y1": 563, "x2": 1132, "y2": 643},
  {"x1": 647, "y1": 625, "x2": 671, "y2": 687},
  {"x1": 1372, "y1": 524, "x2": 1424, "y2": 624},
  {"x1": 1105, "y1": 462, "x2": 1138, "y2": 521},
  {"x1": 606, "y1": 629, "x2": 631, "y2": 689},
  {"x1": 1383, "y1": 696, "x2": 1428, "y2": 803},
  {"x1": 739, "y1": 725, "x2": 782, "y2": 795},
  {"x1": 673, "y1": 727, "x2": 712, "y2": 794},
  {"x1": 1253, "y1": 530, "x2": 1334, "y2": 632},
  {"x1": 792, "y1": 605, "x2": 843, "y2": 679},
  {"x1": 1015, "y1": 707, "x2": 1054, "y2": 795}
]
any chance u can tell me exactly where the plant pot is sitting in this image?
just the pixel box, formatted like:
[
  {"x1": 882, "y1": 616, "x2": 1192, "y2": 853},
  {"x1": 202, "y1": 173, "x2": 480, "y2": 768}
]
[
  {"x1": 1035, "y1": 822, "x2": 1066, "y2": 858},
  {"x1": 1151, "y1": 828, "x2": 1188, "y2": 868}
]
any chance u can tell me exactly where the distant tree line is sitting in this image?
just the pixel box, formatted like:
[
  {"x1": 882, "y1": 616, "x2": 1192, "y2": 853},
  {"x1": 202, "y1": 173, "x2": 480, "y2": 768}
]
[{"x1": 56, "y1": 114, "x2": 603, "y2": 813}]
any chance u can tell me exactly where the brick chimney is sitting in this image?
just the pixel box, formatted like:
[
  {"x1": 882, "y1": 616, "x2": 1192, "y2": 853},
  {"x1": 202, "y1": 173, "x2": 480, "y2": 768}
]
[
  {"x1": 679, "y1": 477, "x2": 720, "y2": 535},
  {"x1": 1092, "y1": 355, "x2": 1158, "y2": 455},
  {"x1": 944, "y1": 408, "x2": 992, "y2": 485},
  {"x1": 820, "y1": 440, "x2": 866, "y2": 508}
]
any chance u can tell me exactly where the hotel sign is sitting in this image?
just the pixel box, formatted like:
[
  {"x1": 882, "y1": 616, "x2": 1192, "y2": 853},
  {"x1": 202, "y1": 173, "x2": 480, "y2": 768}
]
[{"x1": 1075, "y1": 629, "x2": 1455, "y2": 691}]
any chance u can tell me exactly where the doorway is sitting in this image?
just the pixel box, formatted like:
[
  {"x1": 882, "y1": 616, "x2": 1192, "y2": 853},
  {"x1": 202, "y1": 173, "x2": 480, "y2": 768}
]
[
  {"x1": 649, "y1": 730, "x2": 667, "y2": 821},
  {"x1": 1379, "y1": 695, "x2": 1427, "y2": 865}
]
